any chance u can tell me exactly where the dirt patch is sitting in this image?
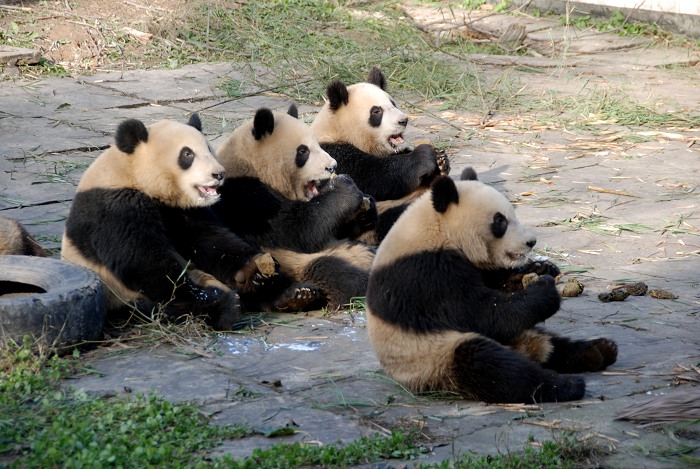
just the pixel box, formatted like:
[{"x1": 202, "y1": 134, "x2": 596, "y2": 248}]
[{"x1": 1, "y1": 0, "x2": 194, "y2": 71}]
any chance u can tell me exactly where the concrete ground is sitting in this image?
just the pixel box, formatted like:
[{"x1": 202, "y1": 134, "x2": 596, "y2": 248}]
[{"x1": 1, "y1": 10, "x2": 699, "y2": 468}]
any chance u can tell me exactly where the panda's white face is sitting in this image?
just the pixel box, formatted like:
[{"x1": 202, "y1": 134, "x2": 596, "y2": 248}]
[
  {"x1": 75, "y1": 116, "x2": 225, "y2": 209},
  {"x1": 311, "y1": 82, "x2": 410, "y2": 156},
  {"x1": 374, "y1": 177, "x2": 537, "y2": 271},
  {"x1": 217, "y1": 108, "x2": 337, "y2": 201},
  {"x1": 133, "y1": 120, "x2": 225, "y2": 208}
]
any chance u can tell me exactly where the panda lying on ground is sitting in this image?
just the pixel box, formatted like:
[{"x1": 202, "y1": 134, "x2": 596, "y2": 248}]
[
  {"x1": 0, "y1": 216, "x2": 46, "y2": 256},
  {"x1": 61, "y1": 114, "x2": 303, "y2": 330},
  {"x1": 213, "y1": 105, "x2": 377, "y2": 310},
  {"x1": 366, "y1": 168, "x2": 618, "y2": 403},
  {"x1": 311, "y1": 67, "x2": 450, "y2": 243}
]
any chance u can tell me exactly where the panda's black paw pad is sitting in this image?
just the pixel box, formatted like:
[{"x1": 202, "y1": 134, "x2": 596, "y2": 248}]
[
  {"x1": 436, "y1": 149, "x2": 450, "y2": 176},
  {"x1": 274, "y1": 283, "x2": 323, "y2": 312}
]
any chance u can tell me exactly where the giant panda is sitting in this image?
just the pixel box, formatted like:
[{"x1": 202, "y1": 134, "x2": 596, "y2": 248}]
[
  {"x1": 0, "y1": 216, "x2": 46, "y2": 256},
  {"x1": 310, "y1": 67, "x2": 450, "y2": 243},
  {"x1": 213, "y1": 104, "x2": 377, "y2": 310},
  {"x1": 61, "y1": 114, "x2": 308, "y2": 330},
  {"x1": 366, "y1": 169, "x2": 618, "y2": 403}
]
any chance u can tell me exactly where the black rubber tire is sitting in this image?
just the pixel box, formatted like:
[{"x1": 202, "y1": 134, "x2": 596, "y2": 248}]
[{"x1": 0, "y1": 255, "x2": 105, "y2": 353}]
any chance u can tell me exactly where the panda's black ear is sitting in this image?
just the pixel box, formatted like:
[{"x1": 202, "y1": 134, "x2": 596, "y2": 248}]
[
  {"x1": 367, "y1": 66, "x2": 387, "y2": 90},
  {"x1": 287, "y1": 103, "x2": 299, "y2": 119},
  {"x1": 252, "y1": 108, "x2": 275, "y2": 140},
  {"x1": 431, "y1": 176, "x2": 459, "y2": 213},
  {"x1": 115, "y1": 119, "x2": 148, "y2": 154},
  {"x1": 327, "y1": 80, "x2": 349, "y2": 111},
  {"x1": 460, "y1": 167, "x2": 478, "y2": 181},
  {"x1": 187, "y1": 113, "x2": 203, "y2": 132}
]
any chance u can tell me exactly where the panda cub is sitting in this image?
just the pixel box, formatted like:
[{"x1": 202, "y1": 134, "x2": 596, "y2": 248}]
[
  {"x1": 311, "y1": 67, "x2": 450, "y2": 242},
  {"x1": 366, "y1": 169, "x2": 618, "y2": 403},
  {"x1": 0, "y1": 216, "x2": 46, "y2": 256},
  {"x1": 214, "y1": 105, "x2": 377, "y2": 310},
  {"x1": 62, "y1": 114, "x2": 282, "y2": 330}
]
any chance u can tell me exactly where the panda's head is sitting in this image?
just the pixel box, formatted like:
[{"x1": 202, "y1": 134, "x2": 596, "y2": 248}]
[
  {"x1": 218, "y1": 104, "x2": 337, "y2": 201},
  {"x1": 113, "y1": 114, "x2": 224, "y2": 208},
  {"x1": 374, "y1": 168, "x2": 537, "y2": 271},
  {"x1": 311, "y1": 67, "x2": 410, "y2": 156}
]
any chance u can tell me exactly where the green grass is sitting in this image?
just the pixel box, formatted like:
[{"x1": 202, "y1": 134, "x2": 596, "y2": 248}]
[{"x1": 0, "y1": 341, "x2": 247, "y2": 467}]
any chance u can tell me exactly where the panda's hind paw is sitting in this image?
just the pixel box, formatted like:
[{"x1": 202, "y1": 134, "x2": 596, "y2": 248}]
[{"x1": 273, "y1": 283, "x2": 323, "y2": 312}]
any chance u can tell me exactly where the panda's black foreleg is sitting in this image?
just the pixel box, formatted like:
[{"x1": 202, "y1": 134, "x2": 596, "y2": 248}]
[
  {"x1": 452, "y1": 336, "x2": 586, "y2": 403},
  {"x1": 239, "y1": 273, "x2": 324, "y2": 313},
  {"x1": 302, "y1": 255, "x2": 368, "y2": 310},
  {"x1": 542, "y1": 335, "x2": 618, "y2": 373}
]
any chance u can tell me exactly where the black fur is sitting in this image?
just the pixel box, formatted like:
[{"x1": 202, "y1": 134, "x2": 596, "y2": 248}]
[
  {"x1": 369, "y1": 106, "x2": 383, "y2": 128},
  {"x1": 214, "y1": 174, "x2": 373, "y2": 253},
  {"x1": 187, "y1": 113, "x2": 203, "y2": 132},
  {"x1": 367, "y1": 66, "x2": 387, "y2": 90},
  {"x1": 452, "y1": 337, "x2": 585, "y2": 403},
  {"x1": 178, "y1": 147, "x2": 195, "y2": 170},
  {"x1": 543, "y1": 336, "x2": 618, "y2": 373},
  {"x1": 431, "y1": 175, "x2": 459, "y2": 213},
  {"x1": 287, "y1": 103, "x2": 299, "y2": 119},
  {"x1": 252, "y1": 108, "x2": 275, "y2": 140},
  {"x1": 115, "y1": 119, "x2": 148, "y2": 154},
  {"x1": 320, "y1": 143, "x2": 440, "y2": 201},
  {"x1": 303, "y1": 254, "x2": 369, "y2": 309},
  {"x1": 367, "y1": 249, "x2": 561, "y2": 344},
  {"x1": 491, "y1": 212, "x2": 508, "y2": 238},
  {"x1": 65, "y1": 188, "x2": 260, "y2": 328},
  {"x1": 460, "y1": 167, "x2": 478, "y2": 181},
  {"x1": 327, "y1": 81, "x2": 349, "y2": 111},
  {"x1": 295, "y1": 145, "x2": 310, "y2": 168}
]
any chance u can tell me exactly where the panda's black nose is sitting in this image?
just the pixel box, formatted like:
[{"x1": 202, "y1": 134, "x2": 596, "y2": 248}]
[
  {"x1": 526, "y1": 239, "x2": 536, "y2": 248},
  {"x1": 213, "y1": 172, "x2": 224, "y2": 181},
  {"x1": 398, "y1": 117, "x2": 408, "y2": 127}
]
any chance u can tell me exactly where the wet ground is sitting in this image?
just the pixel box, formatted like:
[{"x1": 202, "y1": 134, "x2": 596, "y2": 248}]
[{"x1": 2, "y1": 10, "x2": 699, "y2": 468}]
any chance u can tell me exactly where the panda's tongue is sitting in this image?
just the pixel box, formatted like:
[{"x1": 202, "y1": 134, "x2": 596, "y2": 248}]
[
  {"x1": 305, "y1": 181, "x2": 319, "y2": 200},
  {"x1": 389, "y1": 134, "x2": 404, "y2": 147},
  {"x1": 198, "y1": 185, "x2": 219, "y2": 197}
]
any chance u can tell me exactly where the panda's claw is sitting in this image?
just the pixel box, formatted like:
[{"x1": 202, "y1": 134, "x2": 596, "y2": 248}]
[
  {"x1": 273, "y1": 283, "x2": 323, "y2": 312},
  {"x1": 436, "y1": 149, "x2": 450, "y2": 176}
]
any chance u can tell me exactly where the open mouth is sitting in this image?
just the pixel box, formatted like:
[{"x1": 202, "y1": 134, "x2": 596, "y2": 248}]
[
  {"x1": 507, "y1": 251, "x2": 527, "y2": 262},
  {"x1": 304, "y1": 176, "x2": 336, "y2": 201},
  {"x1": 388, "y1": 133, "x2": 405, "y2": 149},
  {"x1": 197, "y1": 184, "x2": 221, "y2": 201},
  {"x1": 304, "y1": 180, "x2": 320, "y2": 200}
]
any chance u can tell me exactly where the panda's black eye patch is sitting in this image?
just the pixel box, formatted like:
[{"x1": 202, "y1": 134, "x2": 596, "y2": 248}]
[
  {"x1": 295, "y1": 145, "x2": 310, "y2": 168},
  {"x1": 390, "y1": 99, "x2": 397, "y2": 108},
  {"x1": 491, "y1": 212, "x2": 508, "y2": 238},
  {"x1": 178, "y1": 146, "x2": 195, "y2": 170},
  {"x1": 369, "y1": 106, "x2": 383, "y2": 128}
]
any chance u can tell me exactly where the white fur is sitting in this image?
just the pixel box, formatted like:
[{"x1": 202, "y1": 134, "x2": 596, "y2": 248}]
[{"x1": 312, "y1": 82, "x2": 409, "y2": 156}]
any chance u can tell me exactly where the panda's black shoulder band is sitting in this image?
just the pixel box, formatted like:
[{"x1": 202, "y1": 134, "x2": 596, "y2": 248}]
[
  {"x1": 431, "y1": 176, "x2": 459, "y2": 213},
  {"x1": 252, "y1": 108, "x2": 275, "y2": 140},
  {"x1": 115, "y1": 119, "x2": 148, "y2": 154},
  {"x1": 327, "y1": 81, "x2": 349, "y2": 111}
]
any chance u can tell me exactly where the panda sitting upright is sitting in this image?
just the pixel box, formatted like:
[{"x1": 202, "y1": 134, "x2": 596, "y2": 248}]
[
  {"x1": 213, "y1": 105, "x2": 377, "y2": 310},
  {"x1": 311, "y1": 67, "x2": 450, "y2": 243},
  {"x1": 61, "y1": 114, "x2": 297, "y2": 330},
  {"x1": 366, "y1": 168, "x2": 618, "y2": 403}
]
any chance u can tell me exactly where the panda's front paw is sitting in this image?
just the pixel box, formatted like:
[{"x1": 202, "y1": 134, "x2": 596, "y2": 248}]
[
  {"x1": 234, "y1": 253, "x2": 280, "y2": 293},
  {"x1": 206, "y1": 289, "x2": 242, "y2": 330},
  {"x1": 436, "y1": 148, "x2": 451, "y2": 176},
  {"x1": 410, "y1": 144, "x2": 441, "y2": 185},
  {"x1": 527, "y1": 274, "x2": 561, "y2": 321},
  {"x1": 520, "y1": 260, "x2": 561, "y2": 278}
]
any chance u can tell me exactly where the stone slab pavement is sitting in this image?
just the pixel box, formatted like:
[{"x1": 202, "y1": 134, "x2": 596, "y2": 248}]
[{"x1": 1, "y1": 12, "x2": 699, "y2": 468}]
